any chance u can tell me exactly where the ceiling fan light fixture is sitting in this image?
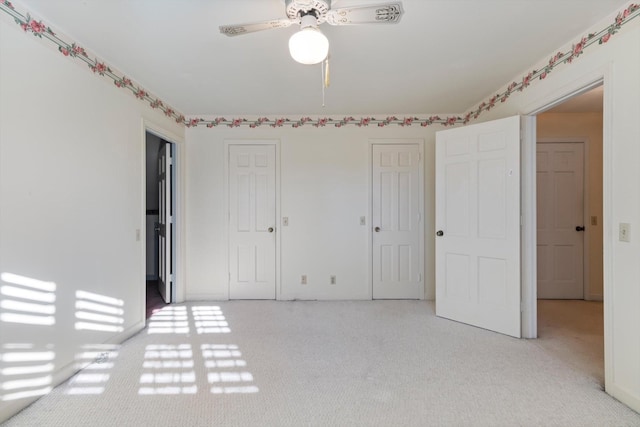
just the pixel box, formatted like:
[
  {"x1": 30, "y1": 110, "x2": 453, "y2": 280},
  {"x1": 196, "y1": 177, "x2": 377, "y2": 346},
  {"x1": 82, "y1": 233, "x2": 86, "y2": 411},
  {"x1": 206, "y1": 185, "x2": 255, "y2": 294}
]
[{"x1": 288, "y1": 14, "x2": 329, "y2": 65}]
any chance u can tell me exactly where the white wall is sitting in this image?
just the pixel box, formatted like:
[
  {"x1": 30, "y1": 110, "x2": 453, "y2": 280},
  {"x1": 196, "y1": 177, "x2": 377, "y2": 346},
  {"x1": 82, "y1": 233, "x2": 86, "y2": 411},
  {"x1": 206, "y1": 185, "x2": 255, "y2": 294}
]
[
  {"x1": 537, "y1": 112, "x2": 604, "y2": 300},
  {"x1": 185, "y1": 125, "x2": 437, "y2": 301},
  {"x1": 471, "y1": 12, "x2": 640, "y2": 413},
  {"x1": 0, "y1": 17, "x2": 184, "y2": 421}
]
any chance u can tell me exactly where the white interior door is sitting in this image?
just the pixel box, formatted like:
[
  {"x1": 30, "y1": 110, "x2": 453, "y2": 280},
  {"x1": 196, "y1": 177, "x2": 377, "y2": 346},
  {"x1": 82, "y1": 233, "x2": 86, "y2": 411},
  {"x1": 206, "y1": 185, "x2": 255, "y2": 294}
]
[
  {"x1": 372, "y1": 144, "x2": 423, "y2": 299},
  {"x1": 537, "y1": 142, "x2": 584, "y2": 299},
  {"x1": 229, "y1": 144, "x2": 276, "y2": 300},
  {"x1": 158, "y1": 143, "x2": 172, "y2": 303},
  {"x1": 435, "y1": 116, "x2": 521, "y2": 338}
]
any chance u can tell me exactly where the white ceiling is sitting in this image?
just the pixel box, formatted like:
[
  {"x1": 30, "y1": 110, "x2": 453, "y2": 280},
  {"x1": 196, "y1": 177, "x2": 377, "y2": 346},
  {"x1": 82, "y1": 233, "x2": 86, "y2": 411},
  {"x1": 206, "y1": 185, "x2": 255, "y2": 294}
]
[{"x1": 16, "y1": 0, "x2": 628, "y2": 116}]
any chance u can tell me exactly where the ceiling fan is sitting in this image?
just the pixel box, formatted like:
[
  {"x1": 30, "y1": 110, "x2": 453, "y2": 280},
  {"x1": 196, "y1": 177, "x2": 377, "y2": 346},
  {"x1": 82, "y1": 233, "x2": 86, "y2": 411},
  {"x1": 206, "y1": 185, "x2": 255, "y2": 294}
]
[{"x1": 219, "y1": 0, "x2": 404, "y2": 64}]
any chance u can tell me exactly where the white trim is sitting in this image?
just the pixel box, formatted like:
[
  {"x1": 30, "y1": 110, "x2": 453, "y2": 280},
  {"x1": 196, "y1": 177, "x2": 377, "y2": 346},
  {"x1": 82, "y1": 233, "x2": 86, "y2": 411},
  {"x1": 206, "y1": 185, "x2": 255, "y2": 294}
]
[
  {"x1": 600, "y1": 69, "x2": 614, "y2": 398},
  {"x1": 368, "y1": 138, "x2": 425, "y2": 300},
  {"x1": 520, "y1": 115, "x2": 537, "y2": 339},
  {"x1": 523, "y1": 69, "x2": 605, "y2": 116},
  {"x1": 223, "y1": 139, "x2": 281, "y2": 300}
]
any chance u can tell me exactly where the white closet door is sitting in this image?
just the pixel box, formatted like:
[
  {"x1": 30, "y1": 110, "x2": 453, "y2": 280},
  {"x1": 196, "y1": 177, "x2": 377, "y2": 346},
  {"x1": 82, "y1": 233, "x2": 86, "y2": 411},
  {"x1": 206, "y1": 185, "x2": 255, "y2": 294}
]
[{"x1": 228, "y1": 145, "x2": 276, "y2": 300}]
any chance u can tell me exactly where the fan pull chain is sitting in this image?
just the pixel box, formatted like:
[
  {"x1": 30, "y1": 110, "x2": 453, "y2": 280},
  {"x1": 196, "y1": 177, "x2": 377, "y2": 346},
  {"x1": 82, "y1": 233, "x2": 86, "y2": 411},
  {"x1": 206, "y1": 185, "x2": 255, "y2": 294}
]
[
  {"x1": 325, "y1": 57, "x2": 330, "y2": 88},
  {"x1": 321, "y1": 59, "x2": 325, "y2": 107},
  {"x1": 321, "y1": 56, "x2": 330, "y2": 107}
]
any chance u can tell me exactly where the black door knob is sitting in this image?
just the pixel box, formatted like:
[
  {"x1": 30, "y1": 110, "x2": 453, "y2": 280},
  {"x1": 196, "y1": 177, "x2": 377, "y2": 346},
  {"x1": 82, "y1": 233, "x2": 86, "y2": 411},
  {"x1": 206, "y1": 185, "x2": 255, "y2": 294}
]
[
  {"x1": 268, "y1": 227, "x2": 274, "y2": 233},
  {"x1": 374, "y1": 227, "x2": 381, "y2": 232},
  {"x1": 436, "y1": 230, "x2": 444, "y2": 237},
  {"x1": 575, "y1": 226, "x2": 585, "y2": 232}
]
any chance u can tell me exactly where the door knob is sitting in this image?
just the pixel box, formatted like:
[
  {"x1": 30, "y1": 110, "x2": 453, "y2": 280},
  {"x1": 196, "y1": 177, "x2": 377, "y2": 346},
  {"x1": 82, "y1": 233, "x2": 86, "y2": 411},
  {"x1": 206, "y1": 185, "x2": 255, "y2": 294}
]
[
  {"x1": 374, "y1": 227, "x2": 381, "y2": 232},
  {"x1": 575, "y1": 226, "x2": 585, "y2": 232},
  {"x1": 268, "y1": 227, "x2": 274, "y2": 233},
  {"x1": 436, "y1": 230, "x2": 444, "y2": 236}
]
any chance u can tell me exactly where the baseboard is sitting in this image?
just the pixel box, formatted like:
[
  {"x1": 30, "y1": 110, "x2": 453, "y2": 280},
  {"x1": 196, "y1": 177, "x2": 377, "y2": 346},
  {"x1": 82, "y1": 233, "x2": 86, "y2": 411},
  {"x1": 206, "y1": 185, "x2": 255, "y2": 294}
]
[
  {"x1": 607, "y1": 383, "x2": 640, "y2": 413},
  {"x1": 278, "y1": 292, "x2": 372, "y2": 301},
  {"x1": 186, "y1": 293, "x2": 229, "y2": 301}
]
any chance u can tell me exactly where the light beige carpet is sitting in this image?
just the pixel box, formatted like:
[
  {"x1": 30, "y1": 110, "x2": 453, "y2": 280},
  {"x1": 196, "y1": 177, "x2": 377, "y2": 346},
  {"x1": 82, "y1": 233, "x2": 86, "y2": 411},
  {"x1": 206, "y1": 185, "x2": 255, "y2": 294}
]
[
  {"x1": 3, "y1": 300, "x2": 639, "y2": 426},
  {"x1": 536, "y1": 299, "x2": 605, "y2": 386}
]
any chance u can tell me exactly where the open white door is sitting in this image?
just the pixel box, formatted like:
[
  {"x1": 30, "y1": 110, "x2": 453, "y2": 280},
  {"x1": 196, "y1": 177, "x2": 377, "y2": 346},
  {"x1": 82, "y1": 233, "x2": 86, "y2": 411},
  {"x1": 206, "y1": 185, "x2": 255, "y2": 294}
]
[
  {"x1": 435, "y1": 115, "x2": 521, "y2": 338},
  {"x1": 158, "y1": 143, "x2": 172, "y2": 303}
]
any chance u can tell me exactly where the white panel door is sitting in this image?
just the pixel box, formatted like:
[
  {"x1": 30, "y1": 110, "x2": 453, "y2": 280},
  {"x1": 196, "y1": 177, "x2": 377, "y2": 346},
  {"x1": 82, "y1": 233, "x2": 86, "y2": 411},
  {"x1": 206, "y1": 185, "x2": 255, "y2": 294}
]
[
  {"x1": 229, "y1": 145, "x2": 276, "y2": 300},
  {"x1": 372, "y1": 144, "x2": 423, "y2": 299},
  {"x1": 158, "y1": 143, "x2": 172, "y2": 303},
  {"x1": 435, "y1": 116, "x2": 521, "y2": 338},
  {"x1": 537, "y1": 143, "x2": 584, "y2": 299}
]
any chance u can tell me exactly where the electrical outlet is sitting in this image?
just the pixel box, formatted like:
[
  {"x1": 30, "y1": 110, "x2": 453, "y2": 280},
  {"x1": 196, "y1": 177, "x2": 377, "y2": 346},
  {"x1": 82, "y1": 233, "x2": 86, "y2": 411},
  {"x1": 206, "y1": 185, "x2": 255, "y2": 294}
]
[
  {"x1": 96, "y1": 352, "x2": 109, "y2": 364},
  {"x1": 330, "y1": 275, "x2": 336, "y2": 285},
  {"x1": 301, "y1": 275, "x2": 307, "y2": 285},
  {"x1": 619, "y1": 223, "x2": 631, "y2": 242},
  {"x1": 282, "y1": 217, "x2": 289, "y2": 226},
  {"x1": 360, "y1": 216, "x2": 366, "y2": 226}
]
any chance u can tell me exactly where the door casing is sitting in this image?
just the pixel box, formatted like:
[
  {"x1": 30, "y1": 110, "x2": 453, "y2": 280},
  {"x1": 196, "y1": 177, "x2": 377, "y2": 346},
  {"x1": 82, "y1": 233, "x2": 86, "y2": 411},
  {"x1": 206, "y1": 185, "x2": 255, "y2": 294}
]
[
  {"x1": 142, "y1": 119, "x2": 186, "y2": 320},
  {"x1": 521, "y1": 75, "x2": 605, "y2": 339}
]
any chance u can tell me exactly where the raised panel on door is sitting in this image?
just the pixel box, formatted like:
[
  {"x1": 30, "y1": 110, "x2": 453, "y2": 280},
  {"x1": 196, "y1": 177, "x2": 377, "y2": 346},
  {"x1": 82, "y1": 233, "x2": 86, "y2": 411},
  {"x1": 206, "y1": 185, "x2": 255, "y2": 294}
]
[
  {"x1": 229, "y1": 145, "x2": 276, "y2": 300},
  {"x1": 372, "y1": 144, "x2": 423, "y2": 299},
  {"x1": 536, "y1": 143, "x2": 584, "y2": 299},
  {"x1": 436, "y1": 115, "x2": 521, "y2": 338}
]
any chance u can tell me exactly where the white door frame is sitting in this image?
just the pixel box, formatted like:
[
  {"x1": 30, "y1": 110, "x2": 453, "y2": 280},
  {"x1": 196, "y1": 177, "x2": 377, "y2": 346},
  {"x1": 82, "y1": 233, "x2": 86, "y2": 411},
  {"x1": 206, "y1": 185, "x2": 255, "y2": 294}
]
[
  {"x1": 141, "y1": 120, "x2": 186, "y2": 318},
  {"x1": 368, "y1": 139, "x2": 425, "y2": 300},
  {"x1": 224, "y1": 139, "x2": 281, "y2": 300},
  {"x1": 521, "y1": 68, "x2": 610, "y2": 353},
  {"x1": 537, "y1": 138, "x2": 594, "y2": 300}
]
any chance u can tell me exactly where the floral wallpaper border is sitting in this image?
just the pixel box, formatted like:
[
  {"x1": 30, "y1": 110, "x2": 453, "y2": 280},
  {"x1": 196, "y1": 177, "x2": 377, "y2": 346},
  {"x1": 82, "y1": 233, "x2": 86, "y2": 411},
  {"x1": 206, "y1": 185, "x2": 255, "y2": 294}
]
[{"x1": 1, "y1": 1, "x2": 639, "y2": 129}]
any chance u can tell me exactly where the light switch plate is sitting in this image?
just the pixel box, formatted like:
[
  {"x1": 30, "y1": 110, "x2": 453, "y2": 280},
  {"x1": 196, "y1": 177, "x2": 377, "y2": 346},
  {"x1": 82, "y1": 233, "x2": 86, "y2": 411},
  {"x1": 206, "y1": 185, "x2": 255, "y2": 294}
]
[
  {"x1": 619, "y1": 223, "x2": 631, "y2": 242},
  {"x1": 360, "y1": 216, "x2": 366, "y2": 226},
  {"x1": 282, "y1": 217, "x2": 289, "y2": 226}
]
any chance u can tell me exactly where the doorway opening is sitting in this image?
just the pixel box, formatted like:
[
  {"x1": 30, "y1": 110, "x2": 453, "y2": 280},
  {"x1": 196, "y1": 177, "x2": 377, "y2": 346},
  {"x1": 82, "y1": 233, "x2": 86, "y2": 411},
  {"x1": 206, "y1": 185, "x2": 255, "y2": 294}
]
[
  {"x1": 535, "y1": 85, "x2": 604, "y2": 385},
  {"x1": 145, "y1": 131, "x2": 176, "y2": 317}
]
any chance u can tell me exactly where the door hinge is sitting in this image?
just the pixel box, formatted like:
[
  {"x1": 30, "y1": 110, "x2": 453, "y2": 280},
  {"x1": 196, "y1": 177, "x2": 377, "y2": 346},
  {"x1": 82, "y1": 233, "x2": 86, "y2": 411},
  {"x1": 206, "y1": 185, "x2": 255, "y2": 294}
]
[
  {"x1": 520, "y1": 301, "x2": 525, "y2": 312},
  {"x1": 418, "y1": 212, "x2": 422, "y2": 222},
  {"x1": 520, "y1": 215, "x2": 524, "y2": 226},
  {"x1": 418, "y1": 273, "x2": 422, "y2": 282}
]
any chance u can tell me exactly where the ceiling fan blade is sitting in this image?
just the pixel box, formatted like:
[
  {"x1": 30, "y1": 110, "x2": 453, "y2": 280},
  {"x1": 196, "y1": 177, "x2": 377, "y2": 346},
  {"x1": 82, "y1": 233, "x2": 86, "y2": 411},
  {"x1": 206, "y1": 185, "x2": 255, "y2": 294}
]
[
  {"x1": 326, "y1": 2, "x2": 404, "y2": 25},
  {"x1": 219, "y1": 18, "x2": 297, "y2": 37}
]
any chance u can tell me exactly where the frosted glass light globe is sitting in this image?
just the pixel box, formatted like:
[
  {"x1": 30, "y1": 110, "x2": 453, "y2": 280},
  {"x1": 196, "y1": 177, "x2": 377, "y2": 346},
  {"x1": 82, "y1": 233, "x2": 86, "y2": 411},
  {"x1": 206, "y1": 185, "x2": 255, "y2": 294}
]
[{"x1": 289, "y1": 27, "x2": 329, "y2": 65}]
